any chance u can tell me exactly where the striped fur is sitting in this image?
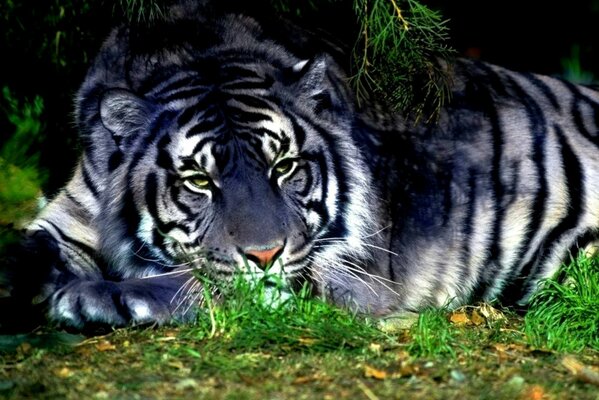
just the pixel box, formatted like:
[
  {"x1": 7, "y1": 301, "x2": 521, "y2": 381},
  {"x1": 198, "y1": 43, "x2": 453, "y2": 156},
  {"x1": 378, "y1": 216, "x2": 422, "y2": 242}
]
[{"x1": 9, "y1": 10, "x2": 599, "y2": 329}]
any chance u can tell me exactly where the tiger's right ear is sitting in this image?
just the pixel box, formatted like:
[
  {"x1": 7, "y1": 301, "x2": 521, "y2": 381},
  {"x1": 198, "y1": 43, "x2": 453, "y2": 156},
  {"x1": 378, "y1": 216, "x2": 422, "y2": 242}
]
[{"x1": 100, "y1": 89, "x2": 152, "y2": 142}]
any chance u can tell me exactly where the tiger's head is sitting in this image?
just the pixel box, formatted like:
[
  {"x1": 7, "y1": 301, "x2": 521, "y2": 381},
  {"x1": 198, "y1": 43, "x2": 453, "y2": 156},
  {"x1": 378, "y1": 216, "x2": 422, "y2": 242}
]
[{"x1": 82, "y1": 14, "x2": 377, "y2": 295}]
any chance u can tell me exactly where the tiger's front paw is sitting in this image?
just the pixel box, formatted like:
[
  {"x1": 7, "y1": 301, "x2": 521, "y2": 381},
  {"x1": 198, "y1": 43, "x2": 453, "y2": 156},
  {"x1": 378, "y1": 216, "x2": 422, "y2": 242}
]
[{"x1": 48, "y1": 279, "x2": 194, "y2": 330}]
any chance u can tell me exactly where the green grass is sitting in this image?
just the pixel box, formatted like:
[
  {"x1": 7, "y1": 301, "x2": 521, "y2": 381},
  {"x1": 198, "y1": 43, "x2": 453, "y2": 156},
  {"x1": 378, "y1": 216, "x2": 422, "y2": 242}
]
[
  {"x1": 180, "y1": 274, "x2": 392, "y2": 356},
  {"x1": 524, "y1": 251, "x2": 599, "y2": 352},
  {"x1": 408, "y1": 308, "x2": 455, "y2": 357},
  {"x1": 1, "y1": 259, "x2": 598, "y2": 399}
]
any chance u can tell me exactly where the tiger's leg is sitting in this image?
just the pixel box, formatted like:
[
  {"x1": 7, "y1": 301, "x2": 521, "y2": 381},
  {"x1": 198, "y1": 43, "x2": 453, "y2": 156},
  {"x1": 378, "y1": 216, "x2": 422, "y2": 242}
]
[{"x1": 10, "y1": 227, "x2": 199, "y2": 331}]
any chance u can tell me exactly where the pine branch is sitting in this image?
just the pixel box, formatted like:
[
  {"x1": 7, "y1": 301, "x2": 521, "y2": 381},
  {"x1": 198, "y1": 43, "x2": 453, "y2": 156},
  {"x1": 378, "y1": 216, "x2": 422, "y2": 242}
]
[
  {"x1": 350, "y1": 0, "x2": 454, "y2": 122},
  {"x1": 118, "y1": 0, "x2": 165, "y2": 23},
  {"x1": 113, "y1": 0, "x2": 454, "y2": 121}
]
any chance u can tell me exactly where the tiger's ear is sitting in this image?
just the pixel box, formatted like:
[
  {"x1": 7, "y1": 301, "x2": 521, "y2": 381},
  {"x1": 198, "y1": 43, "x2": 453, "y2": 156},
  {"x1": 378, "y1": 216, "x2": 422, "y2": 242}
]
[
  {"x1": 291, "y1": 55, "x2": 340, "y2": 112},
  {"x1": 100, "y1": 89, "x2": 152, "y2": 142}
]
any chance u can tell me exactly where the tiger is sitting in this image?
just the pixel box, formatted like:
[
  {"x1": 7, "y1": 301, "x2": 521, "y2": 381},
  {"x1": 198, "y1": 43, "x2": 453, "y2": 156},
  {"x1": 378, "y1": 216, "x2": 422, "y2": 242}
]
[{"x1": 4, "y1": 2, "x2": 599, "y2": 331}]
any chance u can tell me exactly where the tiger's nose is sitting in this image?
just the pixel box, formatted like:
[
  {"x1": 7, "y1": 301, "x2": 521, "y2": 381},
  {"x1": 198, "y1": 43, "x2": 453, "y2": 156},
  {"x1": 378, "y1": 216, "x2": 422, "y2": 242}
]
[{"x1": 244, "y1": 244, "x2": 284, "y2": 270}]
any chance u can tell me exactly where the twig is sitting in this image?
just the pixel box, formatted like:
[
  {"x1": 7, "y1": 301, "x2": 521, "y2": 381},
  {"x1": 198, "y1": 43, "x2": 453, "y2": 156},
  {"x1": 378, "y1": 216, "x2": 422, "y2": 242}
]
[{"x1": 562, "y1": 356, "x2": 599, "y2": 386}]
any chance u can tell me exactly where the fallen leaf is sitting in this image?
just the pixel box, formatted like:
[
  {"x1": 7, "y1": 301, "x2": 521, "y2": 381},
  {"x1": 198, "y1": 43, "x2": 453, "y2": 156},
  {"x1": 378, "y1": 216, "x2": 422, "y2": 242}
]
[
  {"x1": 478, "y1": 303, "x2": 506, "y2": 322},
  {"x1": 156, "y1": 336, "x2": 177, "y2": 342},
  {"x1": 298, "y1": 337, "x2": 317, "y2": 346},
  {"x1": 293, "y1": 376, "x2": 316, "y2": 384},
  {"x1": 364, "y1": 365, "x2": 388, "y2": 380},
  {"x1": 470, "y1": 309, "x2": 485, "y2": 326},
  {"x1": 95, "y1": 341, "x2": 116, "y2": 352},
  {"x1": 523, "y1": 384, "x2": 545, "y2": 400},
  {"x1": 368, "y1": 343, "x2": 382, "y2": 353},
  {"x1": 55, "y1": 367, "x2": 74, "y2": 378},
  {"x1": 449, "y1": 311, "x2": 470, "y2": 325}
]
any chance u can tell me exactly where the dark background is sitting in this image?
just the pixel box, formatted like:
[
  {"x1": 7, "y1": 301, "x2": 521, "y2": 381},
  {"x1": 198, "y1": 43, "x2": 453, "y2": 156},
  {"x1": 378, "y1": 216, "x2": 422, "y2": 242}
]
[
  {"x1": 432, "y1": 0, "x2": 599, "y2": 78},
  {"x1": 2, "y1": 0, "x2": 599, "y2": 194}
]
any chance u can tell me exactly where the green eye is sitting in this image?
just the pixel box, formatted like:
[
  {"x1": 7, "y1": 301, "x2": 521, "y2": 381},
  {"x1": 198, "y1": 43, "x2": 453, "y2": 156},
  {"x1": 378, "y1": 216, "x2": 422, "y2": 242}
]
[
  {"x1": 184, "y1": 175, "x2": 212, "y2": 191},
  {"x1": 273, "y1": 159, "x2": 296, "y2": 176}
]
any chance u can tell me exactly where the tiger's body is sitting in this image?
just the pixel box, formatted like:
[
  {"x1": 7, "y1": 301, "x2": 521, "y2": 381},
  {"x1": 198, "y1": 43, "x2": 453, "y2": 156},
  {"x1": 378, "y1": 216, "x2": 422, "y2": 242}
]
[{"x1": 7, "y1": 6, "x2": 599, "y2": 330}]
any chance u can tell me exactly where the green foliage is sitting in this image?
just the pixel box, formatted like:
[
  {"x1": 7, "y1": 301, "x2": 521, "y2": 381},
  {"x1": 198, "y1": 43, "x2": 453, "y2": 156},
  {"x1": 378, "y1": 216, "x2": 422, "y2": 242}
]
[
  {"x1": 117, "y1": 0, "x2": 165, "y2": 23},
  {"x1": 1, "y1": 0, "x2": 113, "y2": 191},
  {"x1": 408, "y1": 307, "x2": 455, "y2": 357},
  {"x1": 524, "y1": 251, "x2": 599, "y2": 352},
  {"x1": 1, "y1": 88, "x2": 44, "y2": 167},
  {"x1": 351, "y1": 0, "x2": 454, "y2": 121},
  {"x1": 0, "y1": 88, "x2": 46, "y2": 229},
  {"x1": 561, "y1": 44, "x2": 595, "y2": 84}
]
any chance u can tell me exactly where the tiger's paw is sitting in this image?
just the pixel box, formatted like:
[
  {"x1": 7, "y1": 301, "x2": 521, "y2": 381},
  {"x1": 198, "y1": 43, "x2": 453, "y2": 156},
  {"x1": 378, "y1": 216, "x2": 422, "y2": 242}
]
[{"x1": 48, "y1": 279, "x2": 194, "y2": 331}]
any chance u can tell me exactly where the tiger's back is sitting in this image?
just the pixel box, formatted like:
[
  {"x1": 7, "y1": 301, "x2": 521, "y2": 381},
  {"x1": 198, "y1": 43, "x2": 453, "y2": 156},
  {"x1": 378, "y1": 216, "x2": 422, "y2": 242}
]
[
  {"x1": 4, "y1": 5, "x2": 599, "y2": 330},
  {"x1": 340, "y1": 58, "x2": 599, "y2": 314}
]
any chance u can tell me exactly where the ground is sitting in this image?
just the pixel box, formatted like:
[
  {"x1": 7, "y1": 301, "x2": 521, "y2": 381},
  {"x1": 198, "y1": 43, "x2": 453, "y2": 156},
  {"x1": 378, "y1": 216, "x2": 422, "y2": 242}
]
[{"x1": 1, "y1": 303, "x2": 598, "y2": 400}]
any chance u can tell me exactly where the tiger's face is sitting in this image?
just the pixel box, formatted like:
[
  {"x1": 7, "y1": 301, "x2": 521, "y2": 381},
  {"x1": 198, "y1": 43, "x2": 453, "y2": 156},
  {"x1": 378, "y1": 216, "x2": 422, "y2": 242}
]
[{"x1": 100, "y1": 56, "x2": 375, "y2": 289}]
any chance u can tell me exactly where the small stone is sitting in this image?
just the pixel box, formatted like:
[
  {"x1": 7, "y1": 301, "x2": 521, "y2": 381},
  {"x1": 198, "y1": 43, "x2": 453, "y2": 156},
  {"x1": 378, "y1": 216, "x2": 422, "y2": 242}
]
[{"x1": 450, "y1": 369, "x2": 466, "y2": 383}]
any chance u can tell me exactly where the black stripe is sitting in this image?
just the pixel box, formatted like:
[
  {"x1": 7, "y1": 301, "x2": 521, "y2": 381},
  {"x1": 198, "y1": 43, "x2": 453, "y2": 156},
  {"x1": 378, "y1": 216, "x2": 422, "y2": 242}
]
[
  {"x1": 191, "y1": 136, "x2": 218, "y2": 156},
  {"x1": 522, "y1": 72, "x2": 560, "y2": 111},
  {"x1": 129, "y1": 111, "x2": 177, "y2": 174},
  {"x1": 229, "y1": 107, "x2": 273, "y2": 123},
  {"x1": 310, "y1": 122, "x2": 350, "y2": 240},
  {"x1": 289, "y1": 114, "x2": 306, "y2": 148},
  {"x1": 168, "y1": 181, "x2": 194, "y2": 222},
  {"x1": 460, "y1": 169, "x2": 477, "y2": 295},
  {"x1": 220, "y1": 65, "x2": 263, "y2": 80},
  {"x1": 162, "y1": 86, "x2": 210, "y2": 102},
  {"x1": 469, "y1": 63, "x2": 507, "y2": 300},
  {"x1": 120, "y1": 188, "x2": 141, "y2": 239},
  {"x1": 505, "y1": 125, "x2": 584, "y2": 302},
  {"x1": 521, "y1": 125, "x2": 584, "y2": 298},
  {"x1": 497, "y1": 75, "x2": 549, "y2": 303},
  {"x1": 156, "y1": 134, "x2": 173, "y2": 170},
  {"x1": 177, "y1": 94, "x2": 217, "y2": 127},
  {"x1": 145, "y1": 172, "x2": 160, "y2": 220},
  {"x1": 81, "y1": 162, "x2": 100, "y2": 197},
  {"x1": 253, "y1": 127, "x2": 283, "y2": 141},
  {"x1": 144, "y1": 173, "x2": 170, "y2": 249},
  {"x1": 152, "y1": 75, "x2": 198, "y2": 97},
  {"x1": 222, "y1": 78, "x2": 274, "y2": 91},
  {"x1": 563, "y1": 80, "x2": 599, "y2": 145},
  {"x1": 294, "y1": 164, "x2": 314, "y2": 197},
  {"x1": 45, "y1": 220, "x2": 97, "y2": 260},
  {"x1": 233, "y1": 94, "x2": 274, "y2": 110},
  {"x1": 65, "y1": 190, "x2": 86, "y2": 210},
  {"x1": 185, "y1": 118, "x2": 223, "y2": 137},
  {"x1": 108, "y1": 151, "x2": 123, "y2": 172}
]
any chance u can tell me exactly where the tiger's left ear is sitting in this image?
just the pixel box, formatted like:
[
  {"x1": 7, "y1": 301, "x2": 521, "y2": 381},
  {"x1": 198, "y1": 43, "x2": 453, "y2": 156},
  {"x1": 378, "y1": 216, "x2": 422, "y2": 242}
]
[
  {"x1": 100, "y1": 89, "x2": 152, "y2": 144},
  {"x1": 292, "y1": 55, "x2": 340, "y2": 112}
]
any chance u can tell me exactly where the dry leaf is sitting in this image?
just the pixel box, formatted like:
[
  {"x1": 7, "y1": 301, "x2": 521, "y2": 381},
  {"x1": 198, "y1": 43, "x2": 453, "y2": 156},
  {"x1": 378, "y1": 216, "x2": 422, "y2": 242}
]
[
  {"x1": 364, "y1": 365, "x2": 388, "y2": 380},
  {"x1": 298, "y1": 337, "x2": 317, "y2": 346},
  {"x1": 478, "y1": 303, "x2": 506, "y2": 322},
  {"x1": 55, "y1": 367, "x2": 74, "y2": 378},
  {"x1": 368, "y1": 343, "x2": 382, "y2": 353},
  {"x1": 95, "y1": 340, "x2": 116, "y2": 352},
  {"x1": 523, "y1": 384, "x2": 546, "y2": 400},
  {"x1": 293, "y1": 376, "x2": 316, "y2": 384},
  {"x1": 156, "y1": 336, "x2": 177, "y2": 342},
  {"x1": 470, "y1": 309, "x2": 485, "y2": 326},
  {"x1": 449, "y1": 311, "x2": 470, "y2": 325}
]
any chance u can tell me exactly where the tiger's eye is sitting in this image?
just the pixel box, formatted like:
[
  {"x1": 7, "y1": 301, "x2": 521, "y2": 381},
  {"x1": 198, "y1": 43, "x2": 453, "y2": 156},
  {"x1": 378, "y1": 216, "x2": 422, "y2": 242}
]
[
  {"x1": 274, "y1": 159, "x2": 295, "y2": 176},
  {"x1": 184, "y1": 175, "x2": 212, "y2": 191}
]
